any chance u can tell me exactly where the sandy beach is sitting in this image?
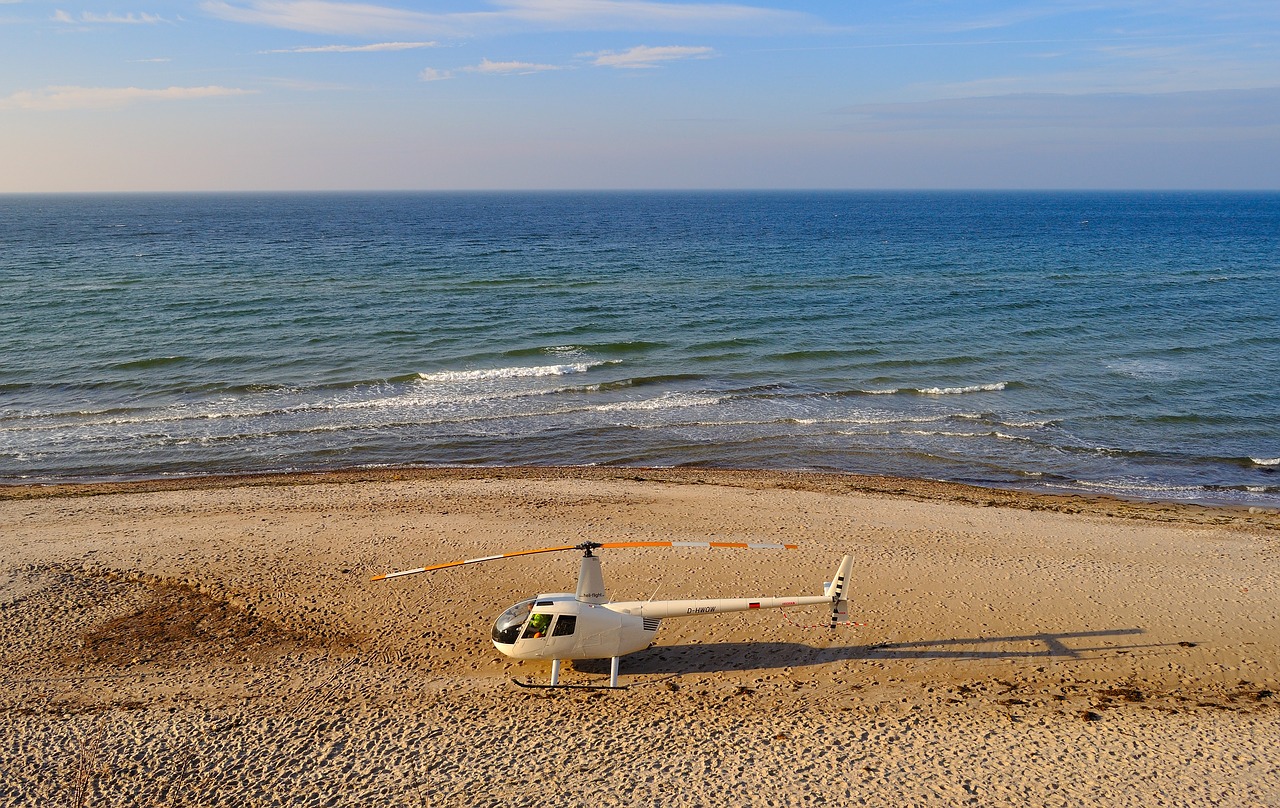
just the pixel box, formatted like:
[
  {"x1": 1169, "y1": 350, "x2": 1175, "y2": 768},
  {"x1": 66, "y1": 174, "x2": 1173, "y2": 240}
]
[{"x1": 2, "y1": 467, "x2": 1278, "y2": 806}]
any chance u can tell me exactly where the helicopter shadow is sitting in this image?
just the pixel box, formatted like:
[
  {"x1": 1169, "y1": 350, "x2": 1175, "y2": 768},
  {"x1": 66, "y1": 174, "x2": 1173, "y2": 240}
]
[{"x1": 576, "y1": 627, "x2": 1167, "y2": 676}]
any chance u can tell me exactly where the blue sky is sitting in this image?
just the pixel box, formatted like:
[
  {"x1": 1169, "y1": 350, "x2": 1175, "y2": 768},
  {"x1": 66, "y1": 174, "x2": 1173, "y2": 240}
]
[{"x1": 2, "y1": 0, "x2": 1278, "y2": 191}]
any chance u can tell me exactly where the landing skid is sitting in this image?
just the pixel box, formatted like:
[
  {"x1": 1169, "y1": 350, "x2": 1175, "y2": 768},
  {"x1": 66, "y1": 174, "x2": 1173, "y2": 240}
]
[
  {"x1": 514, "y1": 656, "x2": 626, "y2": 690},
  {"x1": 512, "y1": 678, "x2": 629, "y2": 691}
]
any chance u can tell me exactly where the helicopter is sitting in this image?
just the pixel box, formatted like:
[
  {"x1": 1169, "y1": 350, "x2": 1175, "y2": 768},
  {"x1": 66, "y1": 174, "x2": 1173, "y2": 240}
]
[{"x1": 374, "y1": 540, "x2": 855, "y2": 688}]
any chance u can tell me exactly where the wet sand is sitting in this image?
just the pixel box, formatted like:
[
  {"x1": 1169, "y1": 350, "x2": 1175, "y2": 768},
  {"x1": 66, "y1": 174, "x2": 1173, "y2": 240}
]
[{"x1": 2, "y1": 467, "x2": 1278, "y2": 806}]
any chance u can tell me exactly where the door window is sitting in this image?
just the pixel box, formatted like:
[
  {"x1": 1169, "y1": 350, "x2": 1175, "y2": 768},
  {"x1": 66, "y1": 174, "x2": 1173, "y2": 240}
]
[{"x1": 521, "y1": 612, "x2": 553, "y2": 640}]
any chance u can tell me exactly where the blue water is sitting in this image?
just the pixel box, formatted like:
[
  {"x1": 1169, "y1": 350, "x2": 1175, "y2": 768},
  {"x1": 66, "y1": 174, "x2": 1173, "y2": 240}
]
[{"x1": 2, "y1": 191, "x2": 1278, "y2": 505}]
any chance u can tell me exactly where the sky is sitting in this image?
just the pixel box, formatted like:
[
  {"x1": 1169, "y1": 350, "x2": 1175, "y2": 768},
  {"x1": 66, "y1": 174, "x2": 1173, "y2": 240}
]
[{"x1": 2, "y1": 0, "x2": 1279, "y2": 191}]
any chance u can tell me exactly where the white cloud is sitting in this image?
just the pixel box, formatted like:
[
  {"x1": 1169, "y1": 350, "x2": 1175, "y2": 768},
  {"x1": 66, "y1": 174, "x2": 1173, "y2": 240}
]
[
  {"x1": 492, "y1": 0, "x2": 806, "y2": 30},
  {"x1": 420, "y1": 57, "x2": 564, "y2": 80},
  {"x1": 200, "y1": 0, "x2": 817, "y2": 37},
  {"x1": 54, "y1": 10, "x2": 167, "y2": 24},
  {"x1": 201, "y1": 0, "x2": 451, "y2": 36},
  {"x1": 262, "y1": 40, "x2": 436, "y2": 53},
  {"x1": 467, "y1": 57, "x2": 561, "y2": 75},
  {"x1": 1, "y1": 85, "x2": 256, "y2": 111},
  {"x1": 419, "y1": 42, "x2": 716, "y2": 83},
  {"x1": 584, "y1": 44, "x2": 714, "y2": 68}
]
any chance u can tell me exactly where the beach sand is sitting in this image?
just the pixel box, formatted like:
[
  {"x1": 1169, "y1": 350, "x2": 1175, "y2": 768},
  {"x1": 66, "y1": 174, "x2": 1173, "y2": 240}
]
[{"x1": 2, "y1": 467, "x2": 1278, "y2": 806}]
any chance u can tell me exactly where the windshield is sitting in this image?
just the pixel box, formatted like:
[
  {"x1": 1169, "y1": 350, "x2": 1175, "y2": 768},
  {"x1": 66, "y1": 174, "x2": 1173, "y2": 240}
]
[{"x1": 492, "y1": 598, "x2": 535, "y2": 645}]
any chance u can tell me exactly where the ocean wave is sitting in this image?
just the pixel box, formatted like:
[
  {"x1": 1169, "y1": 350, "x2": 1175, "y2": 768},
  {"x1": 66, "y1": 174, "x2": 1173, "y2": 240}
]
[
  {"x1": 4, "y1": 384, "x2": 557, "y2": 429},
  {"x1": 595, "y1": 393, "x2": 723, "y2": 412},
  {"x1": 503, "y1": 341, "x2": 665, "y2": 358},
  {"x1": 785, "y1": 413, "x2": 957, "y2": 427},
  {"x1": 1062, "y1": 476, "x2": 1280, "y2": 502},
  {"x1": 330, "y1": 386, "x2": 560, "y2": 412},
  {"x1": 856, "y1": 382, "x2": 1008, "y2": 396},
  {"x1": 575, "y1": 373, "x2": 706, "y2": 393},
  {"x1": 417, "y1": 362, "x2": 614, "y2": 383},
  {"x1": 766, "y1": 349, "x2": 873, "y2": 362},
  {"x1": 1252, "y1": 457, "x2": 1280, "y2": 467},
  {"x1": 110, "y1": 356, "x2": 191, "y2": 371},
  {"x1": 953, "y1": 413, "x2": 1055, "y2": 428},
  {"x1": 916, "y1": 382, "x2": 1008, "y2": 395},
  {"x1": 1210, "y1": 484, "x2": 1280, "y2": 494},
  {"x1": 687, "y1": 337, "x2": 764, "y2": 351},
  {"x1": 901, "y1": 429, "x2": 1032, "y2": 442},
  {"x1": 1105, "y1": 359, "x2": 1182, "y2": 380},
  {"x1": 6, "y1": 367, "x2": 641, "y2": 431},
  {"x1": 1069, "y1": 478, "x2": 1211, "y2": 499}
]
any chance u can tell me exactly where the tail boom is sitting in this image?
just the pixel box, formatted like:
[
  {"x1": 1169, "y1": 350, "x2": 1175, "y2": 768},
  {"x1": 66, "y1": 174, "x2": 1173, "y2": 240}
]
[{"x1": 608, "y1": 595, "x2": 832, "y2": 620}]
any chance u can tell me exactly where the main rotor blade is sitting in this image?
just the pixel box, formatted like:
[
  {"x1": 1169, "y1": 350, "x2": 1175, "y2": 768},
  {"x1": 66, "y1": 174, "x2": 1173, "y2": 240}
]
[
  {"x1": 596, "y1": 541, "x2": 799, "y2": 550},
  {"x1": 371, "y1": 544, "x2": 581, "y2": 581},
  {"x1": 371, "y1": 540, "x2": 798, "y2": 581}
]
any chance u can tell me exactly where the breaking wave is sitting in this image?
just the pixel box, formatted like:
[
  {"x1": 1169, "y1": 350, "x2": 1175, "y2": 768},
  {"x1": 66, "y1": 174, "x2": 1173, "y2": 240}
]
[
  {"x1": 860, "y1": 382, "x2": 1009, "y2": 396},
  {"x1": 417, "y1": 361, "x2": 615, "y2": 383},
  {"x1": 595, "y1": 393, "x2": 724, "y2": 412}
]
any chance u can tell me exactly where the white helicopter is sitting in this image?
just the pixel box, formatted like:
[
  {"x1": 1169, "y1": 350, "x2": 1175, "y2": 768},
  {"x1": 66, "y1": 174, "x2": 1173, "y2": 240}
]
[{"x1": 374, "y1": 540, "x2": 855, "y2": 689}]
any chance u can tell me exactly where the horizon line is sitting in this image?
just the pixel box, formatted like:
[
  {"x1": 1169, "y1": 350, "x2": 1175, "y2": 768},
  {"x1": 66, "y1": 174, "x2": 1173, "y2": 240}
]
[{"x1": 4, "y1": 187, "x2": 1279, "y2": 196}]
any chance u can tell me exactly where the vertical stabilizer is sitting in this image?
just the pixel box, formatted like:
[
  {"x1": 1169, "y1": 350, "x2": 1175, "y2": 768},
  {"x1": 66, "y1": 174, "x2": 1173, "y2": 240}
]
[
  {"x1": 824, "y1": 554, "x2": 854, "y2": 626},
  {"x1": 823, "y1": 554, "x2": 853, "y2": 599},
  {"x1": 576, "y1": 553, "x2": 608, "y2": 603}
]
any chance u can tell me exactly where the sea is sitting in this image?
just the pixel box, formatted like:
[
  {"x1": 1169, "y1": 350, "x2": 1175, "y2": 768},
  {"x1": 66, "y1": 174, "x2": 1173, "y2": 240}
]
[{"x1": 2, "y1": 191, "x2": 1278, "y2": 506}]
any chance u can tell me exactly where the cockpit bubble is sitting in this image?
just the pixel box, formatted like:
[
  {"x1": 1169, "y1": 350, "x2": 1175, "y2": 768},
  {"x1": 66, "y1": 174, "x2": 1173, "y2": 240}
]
[{"x1": 492, "y1": 598, "x2": 534, "y2": 645}]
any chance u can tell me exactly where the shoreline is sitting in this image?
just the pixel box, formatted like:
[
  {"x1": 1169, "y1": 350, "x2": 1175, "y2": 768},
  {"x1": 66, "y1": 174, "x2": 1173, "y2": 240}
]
[{"x1": 4, "y1": 464, "x2": 1278, "y2": 531}]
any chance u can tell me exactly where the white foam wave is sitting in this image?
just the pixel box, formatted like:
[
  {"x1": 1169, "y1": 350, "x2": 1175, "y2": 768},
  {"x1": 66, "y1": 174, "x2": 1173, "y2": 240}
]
[
  {"x1": 418, "y1": 362, "x2": 609, "y2": 383},
  {"x1": 859, "y1": 382, "x2": 1007, "y2": 396},
  {"x1": 955, "y1": 413, "x2": 1052, "y2": 428},
  {"x1": 789, "y1": 413, "x2": 955, "y2": 427},
  {"x1": 332, "y1": 384, "x2": 562, "y2": 412},
  {"x1": 1252, "y1": 457, "x2": 1280, "y2": 466},
  {"x1": 596, "y1": 393, "x2": 723, "y2": 412},
  {"x1": 900, "y1": 429, "x2": 1030, "y2": 442},
  {"x1": 992, "y1": 431, "x2": 1026, "y2": 442},
  {"x1": 1106, "y1": 359, "x2": 1180, "y2": 380},
  {"x1": 1071, "y1": 478, "x2": 1206, "y2": 498},
  {"x1": 917, "y1": 382, "x2": 1007, "y2": 395}
]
